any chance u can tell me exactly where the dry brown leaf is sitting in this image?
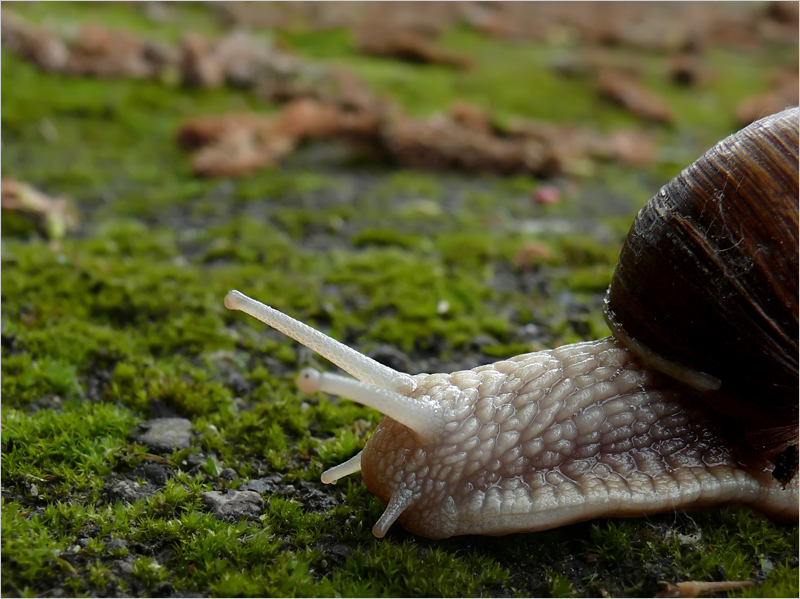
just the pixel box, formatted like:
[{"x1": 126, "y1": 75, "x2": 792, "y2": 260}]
[
  {"x1": 597, "y1": 70, "x2": 674, "y2": 124},
  {"x1": 66, "y1": 23, "x2": 167, "y2": 78},
  {"x1": 736, "y1": 70, "x2": 799, "y2": 125},
  {"x1": 355, "y1": 28, "x2": 473, "y2": 69},
  {"x1": 1, "y1": 179, "x2": 77, "y2": 240},
  {"x1": 1, "y1": 10, "x2": 69, "y2": 70},
  {"x1": 514, "y1": 242, "x2": 552, "y2": 267}
]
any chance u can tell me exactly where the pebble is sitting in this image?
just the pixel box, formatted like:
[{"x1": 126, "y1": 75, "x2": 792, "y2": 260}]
[
  {"x1": 106, "y1": 479, "x2": 155, "y2": 504},
  {"x1": 114, "y1": 559, "x2": 135, "y2": 576},
  {"x1": 106, "y1": 538, "x2": 128, "y2": 552},
  {"x1": 219, "y1": 468, "x2": 238, "y2": 481},
  {"x1": 241, "y1": 475, "x2": 282, "y2": 494},
  {"x1": 201, "y1": 490, "x2": 263, "y2": 519},
  {"x1": 133, "y1": 462, "x2": 168, "y2": 487},
  {"x1": 131, "y1": 418, "x2": 192, "y2": 451}
]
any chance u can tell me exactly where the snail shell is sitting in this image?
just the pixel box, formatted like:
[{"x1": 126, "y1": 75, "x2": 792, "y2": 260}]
[{"x1": 605, "y1": 107, "x2": 799, "y2": 461}]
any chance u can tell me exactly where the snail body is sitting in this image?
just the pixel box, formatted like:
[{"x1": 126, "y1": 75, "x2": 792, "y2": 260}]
[{"x1": 224, "y1": 108, "x2": 798, "y2": 539}]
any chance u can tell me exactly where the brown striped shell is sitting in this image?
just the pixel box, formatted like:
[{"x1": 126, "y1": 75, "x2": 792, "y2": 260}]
[{"x1": 604, "y1": 107, "x2": 799, "y2": 462}]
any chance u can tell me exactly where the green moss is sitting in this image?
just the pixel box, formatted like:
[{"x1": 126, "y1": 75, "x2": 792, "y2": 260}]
[
  {"x1": 371, "y1": 170, "x2": 444, "y2": 199},
  {"x1": 8, "y1": 1, "x2": 225, "y2": 44},
  {"x1": 1, "y1": 503, "x2": 64, "y2": 594},
  {"x1": 2, "y1": 3, "x2": 797, "y2": 597},
  {"x1": 2, "y1": 401, "x2": 137, "y2": 493},
  {"x1": 541, "y1": 567, "x2": 575, "y2": 598},
  {"x1": 580, "y1": 509, "x2": 799, "y2": 597},
  {"x1": 737, "y1": 559, "x2": 800, "y2": 598}
]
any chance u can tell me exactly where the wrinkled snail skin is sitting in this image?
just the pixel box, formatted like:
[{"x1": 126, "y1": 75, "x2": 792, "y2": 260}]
[
  {"x1": 224, "y1": 108, "x2": 799, "y2": 540},
  {"x1": 361, "y1": 338, "x2": 798, "y2": 539}
]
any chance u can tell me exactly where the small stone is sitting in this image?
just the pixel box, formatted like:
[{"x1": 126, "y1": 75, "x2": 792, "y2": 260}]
[
  {"x1": 106, "y1": 479, "x2": 155, "y2": 504},
  {"x1": 241, "y1": 475, "x2": 281, "y2": 494},
  {"x1": 106, "y1": 538, "x2": 128, "y2": 552},
  {"x1": 114, "y1": 559, "x2": 134, "y2": 576},
  {"x1": 296, "y1": 481, "x2": 338, "y2": 511},
  {"x1": 134, "y1": 462, "x2": 168, "y2": 487},
  {"x1": 219, "y1": 468, "x2": 238, "y2": 481},
  {"x1": 131, "y1": 418, "x2": 192, "y2": 451},
  {"x1": 201, "y1": 490, "x2": 263, "y2": 520},
  {"x1": 184, "y1": 454, "x2": 202, "y2": 468},
  {"x1": 225, "y1": 371, "x2": 250, "y2": 396}
]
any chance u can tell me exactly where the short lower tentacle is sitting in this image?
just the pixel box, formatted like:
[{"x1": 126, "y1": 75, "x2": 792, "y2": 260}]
[
  {"x1": 321, "y1": 451, "x2": 363, "y2": 484},
  {"x1": 373, "y1": 486, "x2": 414, "y2": 538}
]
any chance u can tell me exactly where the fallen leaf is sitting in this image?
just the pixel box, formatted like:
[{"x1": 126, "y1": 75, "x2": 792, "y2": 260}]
[{"x1": 1, "y1": 179, "x2": 77, "y2": 240}]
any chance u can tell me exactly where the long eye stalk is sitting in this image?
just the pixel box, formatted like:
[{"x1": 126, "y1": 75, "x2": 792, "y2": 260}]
[
  {"x1": 225, "y1": 290, "x2": 416, "y2": 394},
  {"x1": 225, "y1": 290, "x2": 444, "y2": 438}
]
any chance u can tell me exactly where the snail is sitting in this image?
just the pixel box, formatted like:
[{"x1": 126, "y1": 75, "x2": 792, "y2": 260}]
[{"x1": 224, "y1": 107, "x2": 798, "y2": 540}]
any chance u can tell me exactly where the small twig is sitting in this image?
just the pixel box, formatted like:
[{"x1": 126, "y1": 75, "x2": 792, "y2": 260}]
[{"x1": 656, "y1": 579, "x2": 755, "y2": 598}]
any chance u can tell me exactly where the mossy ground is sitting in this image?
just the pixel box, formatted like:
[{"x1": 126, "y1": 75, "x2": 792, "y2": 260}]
[{"x1": 2, "y1": 3, "x2": 797, "y2": 597}]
